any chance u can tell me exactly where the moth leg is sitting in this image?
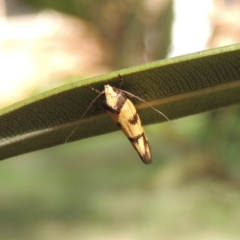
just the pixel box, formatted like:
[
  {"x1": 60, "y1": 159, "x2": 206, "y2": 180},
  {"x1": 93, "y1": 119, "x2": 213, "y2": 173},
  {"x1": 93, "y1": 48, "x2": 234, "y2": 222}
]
[
  {"x1": 117, "y1": 74, "x2": 146, "y2": 99},
  {"x1": 87, "y1": 85, "x2": 101, "y2": 94},
  {"x1": 118, "y1": 74, "x2": 123, "y2": 88}
]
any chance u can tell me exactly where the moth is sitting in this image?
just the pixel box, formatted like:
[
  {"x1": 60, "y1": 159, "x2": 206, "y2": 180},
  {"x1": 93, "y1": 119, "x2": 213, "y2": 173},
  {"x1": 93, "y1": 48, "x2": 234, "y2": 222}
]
[{"x1": 65, "y1": 75, "x2": 169, "y2": 164}]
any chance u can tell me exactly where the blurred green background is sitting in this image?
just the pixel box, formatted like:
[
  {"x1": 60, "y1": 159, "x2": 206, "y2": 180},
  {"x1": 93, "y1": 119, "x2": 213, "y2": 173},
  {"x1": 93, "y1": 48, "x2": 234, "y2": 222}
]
[{"x1": 2, "y1": 0, "x2": 240, "y2": 239}]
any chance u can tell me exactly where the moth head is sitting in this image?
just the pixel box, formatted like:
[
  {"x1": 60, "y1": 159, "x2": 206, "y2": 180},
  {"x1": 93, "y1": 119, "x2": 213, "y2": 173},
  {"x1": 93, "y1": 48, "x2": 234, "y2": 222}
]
[{"x1": 104, "y1": 84, "x2": 117, "y2": 97}]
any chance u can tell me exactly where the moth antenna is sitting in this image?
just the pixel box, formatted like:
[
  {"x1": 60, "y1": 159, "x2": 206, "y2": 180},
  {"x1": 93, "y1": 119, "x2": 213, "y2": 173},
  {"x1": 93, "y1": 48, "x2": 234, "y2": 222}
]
[
  {"x1": 65, "y1": 90, "x2": 103, "y2": 143},
  {"x1": 116, "y1": 88, "x2": 169, "y2": 121}
]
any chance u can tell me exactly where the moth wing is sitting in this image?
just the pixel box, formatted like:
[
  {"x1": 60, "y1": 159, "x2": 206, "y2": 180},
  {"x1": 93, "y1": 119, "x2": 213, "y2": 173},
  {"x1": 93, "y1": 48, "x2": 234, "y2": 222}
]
[{"x1": 119, "y1": 98, "x2": 152, "y2": 164}]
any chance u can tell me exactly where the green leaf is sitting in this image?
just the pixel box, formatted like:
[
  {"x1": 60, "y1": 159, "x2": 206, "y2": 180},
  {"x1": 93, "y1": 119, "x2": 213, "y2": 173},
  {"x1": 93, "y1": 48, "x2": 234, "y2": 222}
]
[{"x1": 1, "y1": 44, "x2": 240, "y2": 161}]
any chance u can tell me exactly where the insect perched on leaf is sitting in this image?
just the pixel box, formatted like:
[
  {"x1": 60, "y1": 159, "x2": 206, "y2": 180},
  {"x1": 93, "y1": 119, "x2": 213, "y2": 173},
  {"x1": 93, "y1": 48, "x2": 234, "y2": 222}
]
[{"x1": 65, "y1": 75, "x2": 169, "y2": 164}]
